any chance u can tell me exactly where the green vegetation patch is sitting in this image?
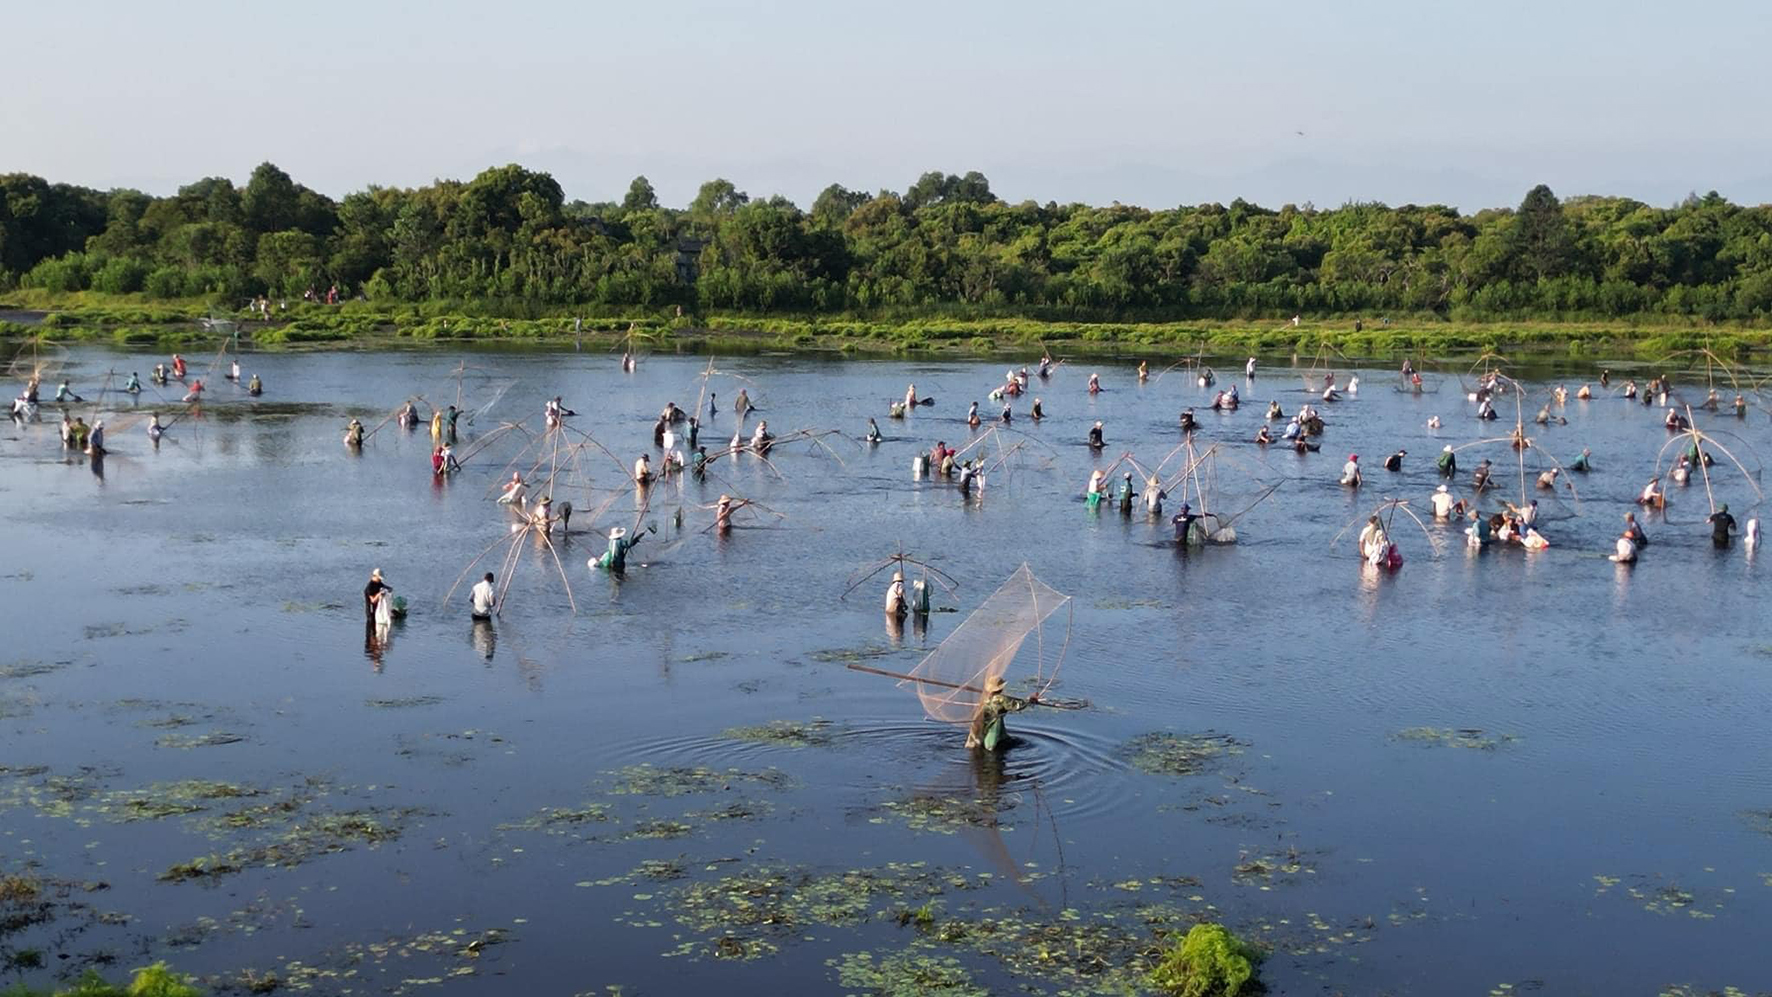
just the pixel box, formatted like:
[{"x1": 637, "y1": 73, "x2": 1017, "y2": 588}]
[
  {"x1": 1149, "y1": 922, "x2": 1264, "y2": 997},
  {"x1": 1125, "y1": 732, "x2": 1246, "y2": 777},
  {"x1": 662, "y1": 862, "x2": 981, "y2": 961},
  {"x1": 603, "y1": 764, "x2": 795, "y2": 798},
  {"x1": 364, "y1": 695, "x2": 446, "y2": 709},
  {"x1": 1393, "y1": 727, "x2": 1516, "y2": 750},
  {"x1": 1231, "y1": 848, "x2": 1318, "y2": 889},
  {"x1": 722, "y1": 718, "x2": 838, "y2": 748},
  {"x1": 830, "y1": 949, "x2": 987, "y2": 997},
  {"x1": 159, "y1": 805, "x2": 421, "y2": 883},
  {"x1": 868, "y1": 793, "x2": 1013, "y2": 835}
]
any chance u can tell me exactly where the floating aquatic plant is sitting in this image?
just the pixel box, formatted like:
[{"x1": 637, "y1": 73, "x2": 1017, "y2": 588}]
[
  {"x1": 1231, "y1": 849, "x2": 1317, "y2": 889},
  {"x1": 1148, "y1": 922, "x2": 1263, "y2": 997},
  {"x1": 868, "y1": 793, "x2": 1013, "y2": 835},
  {"x1": 364, "y1": 695, "x2": 445, "y2": 709},
  {"x1": 604, "y1": 765, "x2": 794, "y2": 798},
  {"x1": 722, "y1": 719, "x2": 837, "y2": 748},
  {"x1": 1125, "y1": 733, "x2": 1245, "y2": 777},
  {"x1": 1393, "y1": 727, "x2": 1515, "y2": 750},
  {"x1": 830, "y1": 948, "x2": 988, "y2": 997}
]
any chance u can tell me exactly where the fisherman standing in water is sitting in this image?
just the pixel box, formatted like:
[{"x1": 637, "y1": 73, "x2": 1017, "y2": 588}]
[
  {"x1": 470, "y1": 573, "x2": 497, "y2": 620},
  {"x1": 1087, "y1": 421, "x2": 1105, "y2": 450},
  {"x1": 885, "y1": 570, "x2": 907, "y2": 619},
  {"x1": 364, "y1": 569, "x2": 388, "y2": 622},
  {"x1": 1708, "y1": 504, "x2": 1738, "y2": 547},
  {"x1": 967, "y1": 675, "x2": 1031, "y2": 751},
  {"x1": 1340, "y1": 454, "x2": 1362, "y2": 488},
  {"x1": 1437, "y1": 445, "x2": 1457, "y2": 478},
  {"x1": 593, "y1": 526, "x2": 645, "y2": 573}
]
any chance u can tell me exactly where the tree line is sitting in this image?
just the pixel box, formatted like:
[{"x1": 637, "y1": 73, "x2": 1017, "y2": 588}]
[{"x1": 3, "y1": 163, "x2": 1771, "y2": 323}]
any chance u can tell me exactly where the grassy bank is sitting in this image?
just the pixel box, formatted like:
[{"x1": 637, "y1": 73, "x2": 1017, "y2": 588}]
[{"x1": 3, "y1": 291, "x2": 1769, "y2": 362}]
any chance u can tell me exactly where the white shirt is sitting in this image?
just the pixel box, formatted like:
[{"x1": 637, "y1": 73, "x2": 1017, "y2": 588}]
[
  {"x1": 1431, "y1": 492, "x2": 1455, "y2": 519},
  {"x1": 471, "y1": 580, "x2": 496, "y2": 616}
]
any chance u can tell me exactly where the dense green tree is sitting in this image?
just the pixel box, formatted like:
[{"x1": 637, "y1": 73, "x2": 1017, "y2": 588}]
[
  {"x1": 4, "y1": 162, "x2": 1771, "y2": 321},
  {"x1": 621, "y1": 175, "x2": 659, "y2": 214}
]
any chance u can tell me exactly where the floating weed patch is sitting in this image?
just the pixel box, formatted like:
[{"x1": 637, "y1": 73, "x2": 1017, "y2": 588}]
[
  {"x1": 627, "y1": 819, "x2": 694, "y2": 841},
  {"x1": 679, "y1": 651, "x2": 730, "y2": 664},
  {"x1": 868, "y1": 793, "x2": 1013, "y2": 835},
  {"x1": 501, "y1": 803, "x2": 614, "y2": 836},
  {"x1": 1393, "y1": 727, "x2": 1516, "y2": 751},
  {"x1": 809, "y1": 644, "x2": 901, "y2": 664},
  {"x1": 229, "y1": 925, "x2": 510, "y2": 993},
  {"x1": 281, "y1": 600, "x2": 344, "y2": 614},
  {"x1": 831, "y1": 949, "x2": 988, "y2": 997},
  {"x1": 0, "y1": 659, "x2": 64, "y2": 679},
  {"x1": 586, "y1": 859, "x2": 690, "y2": 888},
  {"x1": 365, "y1": 695, "x2": 446, "y2": 709},
  {"x1": 1125, "y1": 732, "x2": 1245, "y2": 777},
  {"x1": 1624, "y1": 875, "x2": 1722, "y2": 920},
  {"x1": 1659, "y1": 987, "x2": 1767, "y2": 997},
  {"x1": 159, "y1": 805, "x2": 422, "y2": 883},
  {"x1": 0, "y1": 766, "x2": 112, "y2": 822},
  {"x1": 112, "y1": 583, "x2": 171, "y2": 596},
  {"x1": 0, "y1": 695, "x2": 31, "y2": 720},
  {"x1": 684, "y1": 800, "x2": 773, "y2": 823},
  {"x1": 112, "y1": 781, "x2": 258, "y2": 822},
  {"x1": 604, "y1": 764, "x2": 795, "y2": 798},
  {"x1": 155, "y1": 730, "x2": 248, "y2": 749},
  {"x1": 722, "y1": 719, "x2": 837, "y2": 748},
  {"x1": 1093, "y1": 597, "x2": 1169, "y2": 611},
  {"x1": 1231, "y1": 848, "x2": 1318, "y2": 889},
  {"x1": 0, "y1": 871, "x2": 114, "y2": 947},
  {"x1": 660, "y1": 863, "x2": 981, "y2": 961},
  {"x1": 1743, "y1": 810, "x2": 1772, "y2": 836}
]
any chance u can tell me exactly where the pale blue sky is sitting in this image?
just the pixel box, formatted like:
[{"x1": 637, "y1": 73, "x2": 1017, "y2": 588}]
[{"x1": 6, "y1": 0, "x2": 1768, "y2": 210}]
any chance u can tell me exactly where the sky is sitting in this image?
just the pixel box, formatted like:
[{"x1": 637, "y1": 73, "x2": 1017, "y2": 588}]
[{"x1": 6, "y1": 0, "x2": 1770, "y2": 212}]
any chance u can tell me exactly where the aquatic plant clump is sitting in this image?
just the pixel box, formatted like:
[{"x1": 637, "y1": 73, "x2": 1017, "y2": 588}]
[
  {"x1": 722, "y1": 719, "x2": 838, "y2": 748},
  {"x1": 1392, "y1": 727, "x2": 1516, "y2": 751},
  {"x1": 868, "y1": 793, "x2": 1015, "y2": 835},
  {"x1": 1125, "y1": 733, "x2": 1245, "y2": 777},
  {"x1": 662, "y1": 863, "x2": 980, "y2": 960},
  {"x1": 831, "y1": 948, "x2": 988, "y2": 997},
  {"x1": 1149, "y1": 922, "x2": 1264, "y2": 997},
  {"x1": 603, "y1": 764, "x2": 794, "y2": 797}
]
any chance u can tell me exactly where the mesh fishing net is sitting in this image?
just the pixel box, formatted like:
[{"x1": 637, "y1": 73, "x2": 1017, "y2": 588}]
[{"x1": 905, "y1": 564, "x2": 1068, "y2": 725}]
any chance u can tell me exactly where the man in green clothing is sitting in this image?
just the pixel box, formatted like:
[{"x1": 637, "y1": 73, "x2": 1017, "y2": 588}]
[
  {"x1": 592, "y1": 526, "x2": 644, "y2": 574},
  {"x1": 966, "y1": 675, "x2": 1032, "y2": 752}
]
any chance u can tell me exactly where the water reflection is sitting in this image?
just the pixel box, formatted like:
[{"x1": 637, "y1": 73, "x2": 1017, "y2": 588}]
[{"x1": 471, "y1": 618, "x2": 497, "y2": 661}]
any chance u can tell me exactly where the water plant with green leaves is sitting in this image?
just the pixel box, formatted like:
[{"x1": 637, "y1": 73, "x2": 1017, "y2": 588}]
[{"x1": 1148, "y1": 922, "x2": 1264, "y2": 997}]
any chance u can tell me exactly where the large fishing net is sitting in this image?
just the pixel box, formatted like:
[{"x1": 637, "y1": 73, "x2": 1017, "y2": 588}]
[{"x1": 905, "y1": 564, "x2": 1069, "y2": 724}]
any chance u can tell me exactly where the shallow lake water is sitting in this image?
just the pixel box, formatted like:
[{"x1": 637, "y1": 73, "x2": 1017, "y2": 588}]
[{"x1": 2, "y1": 345, "x2": 1770, "y2": 995}]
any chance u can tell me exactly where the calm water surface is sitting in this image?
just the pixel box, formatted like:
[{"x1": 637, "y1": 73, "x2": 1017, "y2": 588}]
[{"x1": 2, "y1": 345, "x2": 1769, "y2": 995}]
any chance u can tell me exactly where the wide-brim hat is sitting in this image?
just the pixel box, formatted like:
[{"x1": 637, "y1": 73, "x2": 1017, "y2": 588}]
[
  {"x1": 609, "y1": 528, "x2": 627, "y2": 540},
  {"x1": 985, "y1": 675, "x2": 1007, "y2": 694},
  {"x1": 1437, "y1": 485, "x2": 1448, "y2": 493}
]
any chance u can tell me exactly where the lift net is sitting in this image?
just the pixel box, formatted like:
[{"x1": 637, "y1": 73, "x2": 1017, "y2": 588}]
[{"x1": 904, "y1": 564, "x2": 1069, "y2": 725}]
